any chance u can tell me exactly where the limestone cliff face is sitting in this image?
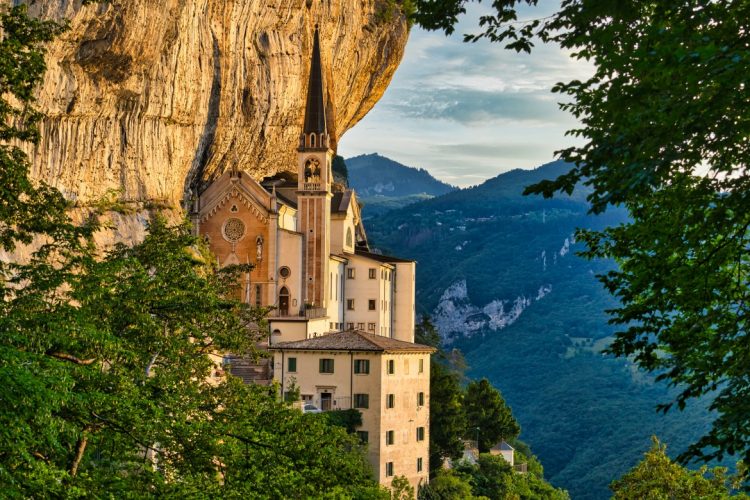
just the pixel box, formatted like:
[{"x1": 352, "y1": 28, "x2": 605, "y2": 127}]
[{"x1": 23, "y1": 0, "x2": 407, "y2": 211}]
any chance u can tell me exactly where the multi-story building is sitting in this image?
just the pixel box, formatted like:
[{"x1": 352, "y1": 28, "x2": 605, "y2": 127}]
[{"x1": 191, "y1": 27, "x2": 433, "y2": 490}]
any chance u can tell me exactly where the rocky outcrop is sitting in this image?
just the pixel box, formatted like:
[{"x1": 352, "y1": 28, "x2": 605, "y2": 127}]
[
  {"x1": 22, "y1": 0, "x2": 408, "y2": 214},
  {"x1": 433, "y1": 280, "x2": 552, "y2": 344}
]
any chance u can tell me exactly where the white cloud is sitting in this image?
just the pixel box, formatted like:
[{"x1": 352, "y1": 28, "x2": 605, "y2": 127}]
[{"x1": 338, "y1": 5, "x2": 592, "y2": 187}]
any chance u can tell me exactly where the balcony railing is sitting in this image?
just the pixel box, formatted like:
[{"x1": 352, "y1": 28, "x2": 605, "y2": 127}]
[
  {"x1": 268, "y1": 307, "x2": 327, "y2": 319},
  {"x1": 308, "y1": 396, "x2": 352, "y2": 412},
  {"x1": 302, "y1": 182, "x2": 322, "y2": 191}
]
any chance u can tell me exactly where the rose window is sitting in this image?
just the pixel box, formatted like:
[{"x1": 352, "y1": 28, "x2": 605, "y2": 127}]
[{"x1": 223, "y1": 218, "x2": 246, "y2": 242}]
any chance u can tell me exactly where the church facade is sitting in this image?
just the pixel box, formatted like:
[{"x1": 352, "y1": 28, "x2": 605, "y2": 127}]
[{"x1": 191, "y1": 28, "x2": 432, "y2": 490}]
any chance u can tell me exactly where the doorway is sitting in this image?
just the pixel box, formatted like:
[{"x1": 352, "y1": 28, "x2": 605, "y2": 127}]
[{"x1": 320, "y1": 392, "x2": 332, "y2": 411}]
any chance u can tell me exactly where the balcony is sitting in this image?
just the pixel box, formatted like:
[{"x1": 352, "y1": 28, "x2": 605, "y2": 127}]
[
  {"x1": 302, "y1": 182, "x2": 322, "y2": 191},
  {"x1": 268, "y1": 307, "x2": 327, "y2": 320}
]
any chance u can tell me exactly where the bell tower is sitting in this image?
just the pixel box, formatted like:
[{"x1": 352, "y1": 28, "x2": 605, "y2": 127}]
[{"x1": 297, "y1": 27, "x2": 333, "y2": 310}]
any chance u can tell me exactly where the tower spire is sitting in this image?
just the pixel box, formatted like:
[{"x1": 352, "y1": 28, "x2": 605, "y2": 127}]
[{"x1": 302, "y1": 26, "x2": 327, "y2": 137}]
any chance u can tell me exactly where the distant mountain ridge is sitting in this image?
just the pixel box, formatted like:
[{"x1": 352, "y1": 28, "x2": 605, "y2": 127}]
[
  {"x1": 364, "y1": 159, "x2": 717, "y2": 500},
  {"x1": 345, "y1": 153, "x2": 456, "y2": 217}
]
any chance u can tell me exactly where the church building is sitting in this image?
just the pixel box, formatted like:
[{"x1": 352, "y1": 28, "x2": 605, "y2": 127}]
[{"x1": 191, "y1": 27, "x2": 433, "y2": 490}]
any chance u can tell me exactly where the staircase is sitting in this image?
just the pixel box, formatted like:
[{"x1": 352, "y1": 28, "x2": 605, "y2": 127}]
[{"x1": 224, "y1": 341, "x2": 273, "y2": 386}]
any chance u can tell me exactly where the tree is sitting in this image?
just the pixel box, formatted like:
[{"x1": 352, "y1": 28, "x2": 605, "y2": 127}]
[
  {"x1": 454, "y1": 453, "x2": 569, "y2": 500},
  {"x1": 410, "y1": 0, "x2": 750, "y2": 464},
  {"x1": 611, "y1": 438, "x2": 748, "y2": 499},
  {"x1": 464, "y1": 379, "x2": 520, "y2": 453},
  {"x1": 0, "y1": 6, "x2": 383, "y2": 496},
  {"x1": 415, "y1": 315, "x2": 442, "y2": 349},
  {"x1": 390, "y1": 475, "x2": 416, "y2": 500},
  {"x1": 429, "y1": 361, "x2": 466, "y2": 473},
  {"x1": 423, "y1": 470, "x2": 475, "y2": 499}
]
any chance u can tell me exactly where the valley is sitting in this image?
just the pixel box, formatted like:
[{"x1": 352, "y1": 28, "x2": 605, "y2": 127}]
[{"x1": 353, "y1": 157, "x2": 719, "y2": 499}]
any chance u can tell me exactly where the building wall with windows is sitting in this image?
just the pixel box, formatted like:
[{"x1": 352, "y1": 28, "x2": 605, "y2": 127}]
[
  {"x1": 377, "y1": 352, "x2": 431, "y2": 487},
  {"x1": 270, "y1": 335, "x2": 433, "y2": 491},
  {"x1": 392, "y1": 261, "x2": 416, "y2": 343},
  {"x1": 343, "y1": 253, "x2": 395, "y2": 336}
]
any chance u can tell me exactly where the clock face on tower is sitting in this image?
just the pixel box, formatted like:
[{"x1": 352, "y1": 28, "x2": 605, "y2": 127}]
[{"x1": 304, "y1": 157, "x2": 321, "y2": 183}]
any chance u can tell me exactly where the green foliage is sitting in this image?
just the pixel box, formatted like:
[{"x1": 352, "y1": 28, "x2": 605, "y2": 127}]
[
  {"x1": 0, "y1": 7, "x2": 381, "y2": 497},
  {"x1": 390, "y1": 475, "x2": 416, "y2": 500},
  {"x1": 375, "y1": 0, "x2": 417, "y2": 26},
  {"x1": 368, "y1": 162, "x2": 720, "y2": 498},
  {"x1": 424, "y1": 470, "x2": 474, "y2": 499},
  {"x1": 409, "y1": 0, "x2": 750, "y2": 467},
  {"x1": 332, "y1": 154, "x2": 349, "y2": 186},
  {"x1": 458, "y1": 453, "x2": 569, "y2": 500},
  {"x1": 464, "y1": 379, "x2": 520, "y2": 453},
  {"x1": 611, "y1": 438, "x2": 749, "y2": 499},
  {"x1": 428, "y1": 361, "x2": 466, "y2": 472},
  {"x1": 284, "y1": 376, "x2": 301, "y2": 402},
  {"x1": 415, "y1": 315, "x2": 442, "y2": 349},
  {"x1": 324, "y1": 408, "x2": 364, "y2": 434}
]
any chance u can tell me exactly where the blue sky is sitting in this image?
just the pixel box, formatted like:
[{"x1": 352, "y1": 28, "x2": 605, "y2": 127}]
[{"x1": 338, "y1": 5, "x2": 592, "y2": 187}]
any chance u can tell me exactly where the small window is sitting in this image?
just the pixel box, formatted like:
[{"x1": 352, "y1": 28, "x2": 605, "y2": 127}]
[
  {"x1": 417, "y1": 457, "x2": 423, "y2": 472},
  {"x1": 347, "y1": 322, "x2": 355, "y2": 330},
  {"x1": 386, "y1": 430, "x2": 395, "y2": 446},
  {"x1": 255, "y1": 284, "x2": 262, "y2": 307},
  {"x1": 354, "y1": 359, "x2": 370, "y2": 374},
  {"x1": 347, "y1": 299, "x2": 355, "y2": 310},
  {"x1": 367, "y1": 322, "x2": 376, "y2": 332},
  {"x1": 368, "y1": 268, "x2": 376, "y2": 279},
  {"x1": 368, "y1": 299, "x2": 376, "y2": 310},
  {"x1": 356, "y1": 431, "x2": 369, "y2": 443},
  {"x1": 347, "y1": 268, "x2": 355, "y2": 279},
  {"x1": 329, "y1": 322, "x2": 334, "y2": 330},
  {"x1": 357, "y1": 322, "x2": 365, "y2": 330},
  {"x1": 288, "y1": 357, "x2": 297, "y2": 372},
  {"x1": 386, "y1": 394, "x2": 395, "y2": 409},
  {"x1": 416, "y1": 427, "x2": 425, "y2": 441},
  {"x1": 279, "y1": 266, "x2": 291, "y2": 278},
  {"x1": 417, "y1": 392, "x2": 425, "y2": 406},
  {"x1": 353, "y1": 393, "x2": 369, "y2": 409},
  {"x1": 319, "y1": 358, "x2": 334, "y2": 373},
  {"x1": 419, "y1": 358, "x2": 424, "y2": 373},
  {"x1": 386, "y1": 461, "x2": 394, "y2": 477},
  {"x1": 387, "y1": 359, "x2": 395, "y2": 375}
]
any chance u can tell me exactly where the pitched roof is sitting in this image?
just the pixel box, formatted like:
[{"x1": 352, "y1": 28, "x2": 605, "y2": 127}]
[
  {"x1": 269, "y1": 330, "x2": 435, "y2": 353},
  {"x1": 331, "y1": 190, "x2": 353, "y2": 213},
  {"x1": 303, "y1": 28, "x2": 326, "y2": 135},
  {"x1": 354, "y1": 249, "x2": 415, "y2": 264}
]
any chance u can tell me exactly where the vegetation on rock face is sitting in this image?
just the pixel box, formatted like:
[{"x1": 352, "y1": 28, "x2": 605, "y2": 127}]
[
  {"x1": 409, "y1": 0, "x2": 750, "y2": 468},
  {"x1": 0, "y1": 7, "x2": 382, "y2": 497}
]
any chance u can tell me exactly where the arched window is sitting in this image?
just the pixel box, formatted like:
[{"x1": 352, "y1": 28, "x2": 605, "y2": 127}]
[
  {"x1": 346, "y1": 227, "x2": 353, "y2": 248},
  {"x1": 310, "y1": 134, "x2": 316, "y2": 148},
  {"x1": 279, "y1": 286, "x2": 290, "y2": 316}
]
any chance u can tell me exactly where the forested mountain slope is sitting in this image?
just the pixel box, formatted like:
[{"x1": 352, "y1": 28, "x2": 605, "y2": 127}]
[
  {"x1": 346, "y1": 153, "x2": 456, "y2": 217},
  {"x1": 364, "y1": 159, "x2": 716, "y2": 499}
]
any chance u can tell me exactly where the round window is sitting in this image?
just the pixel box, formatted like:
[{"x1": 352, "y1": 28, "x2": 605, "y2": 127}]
[
  {"x1": 223, "y1": 218, "x2": 246, "y2": 242},
  {"x1": 279, "y1": 266, "x2": 291, "y2": 279}
]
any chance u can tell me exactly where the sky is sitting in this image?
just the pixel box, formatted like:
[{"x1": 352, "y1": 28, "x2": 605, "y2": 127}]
[{"x1": 337, "y1": 4, "x2": 592, "y2": 188}]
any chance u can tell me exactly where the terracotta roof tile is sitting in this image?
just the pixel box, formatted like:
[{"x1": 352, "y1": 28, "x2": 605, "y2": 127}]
[{"x1": 268, "y1": 330, "x2": 435, "y2": 353}]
